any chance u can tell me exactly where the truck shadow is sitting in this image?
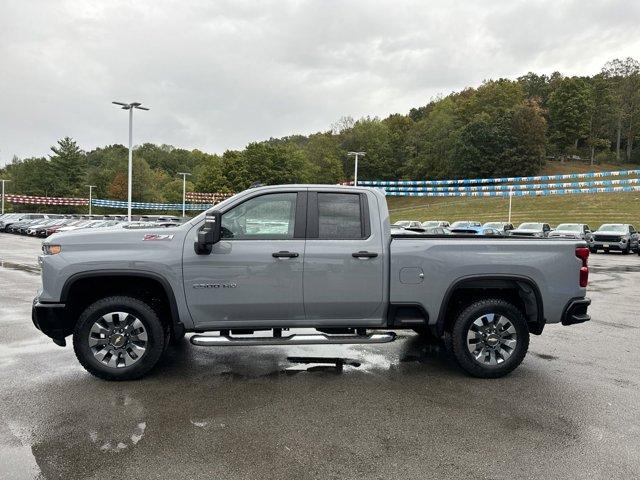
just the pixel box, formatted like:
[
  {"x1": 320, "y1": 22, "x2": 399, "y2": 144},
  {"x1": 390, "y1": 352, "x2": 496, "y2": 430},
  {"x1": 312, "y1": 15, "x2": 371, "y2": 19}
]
[{"x1": 151, "y1": 333, "x2": 461, "y2": 379}]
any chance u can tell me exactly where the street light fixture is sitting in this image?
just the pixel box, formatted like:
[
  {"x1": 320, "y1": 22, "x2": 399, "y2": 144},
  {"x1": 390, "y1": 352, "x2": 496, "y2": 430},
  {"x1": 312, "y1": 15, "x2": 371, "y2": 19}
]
[
  {"x1": 347, "y1": 151, "x2": 365, "y2": 186},
  {"x1": 177, "y1": 172, "x2": 192, "y2": 217},
  {"x1": 112, "y1": 101, "x2": 150, "y2": 221},
  {"x1": 86, "y1": 185, "x2": 96, "y2": 216},
  {"x1": 1, "y1": 179, "x2": 10, "y2": 214}
]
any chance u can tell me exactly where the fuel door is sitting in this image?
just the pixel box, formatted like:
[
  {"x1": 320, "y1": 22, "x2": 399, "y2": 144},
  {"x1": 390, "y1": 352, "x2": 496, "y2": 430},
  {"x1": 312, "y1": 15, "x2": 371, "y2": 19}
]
[{"x1": 399, "y1": 267, "x2": 424, "y2": 285}]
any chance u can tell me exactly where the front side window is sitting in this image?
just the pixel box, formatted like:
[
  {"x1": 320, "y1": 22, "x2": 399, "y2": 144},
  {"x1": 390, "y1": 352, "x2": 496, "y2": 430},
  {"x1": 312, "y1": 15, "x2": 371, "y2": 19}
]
[
  {"x1": 318, "y1": 193, "x2": 363, "y2": 239},
  {"x1": 221, "y1": 193, "x2": 297, "y2": 239}
]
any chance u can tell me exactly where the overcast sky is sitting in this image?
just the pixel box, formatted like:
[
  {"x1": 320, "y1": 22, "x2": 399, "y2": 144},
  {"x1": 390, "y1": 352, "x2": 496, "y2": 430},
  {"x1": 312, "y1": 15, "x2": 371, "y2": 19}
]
[{"x1": 1, "y1": 0, "x2": 639, "y2": 165}]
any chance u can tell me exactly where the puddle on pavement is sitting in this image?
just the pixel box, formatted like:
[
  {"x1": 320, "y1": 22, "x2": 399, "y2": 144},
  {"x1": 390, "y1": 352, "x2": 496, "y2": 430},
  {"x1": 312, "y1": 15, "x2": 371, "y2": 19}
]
[{"x1": 0, "y1": 260, "x2": 40, "y2": 275}]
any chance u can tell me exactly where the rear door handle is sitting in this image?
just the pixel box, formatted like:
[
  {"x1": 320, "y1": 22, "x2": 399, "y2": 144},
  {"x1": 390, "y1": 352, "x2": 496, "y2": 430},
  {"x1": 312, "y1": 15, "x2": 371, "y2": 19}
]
[
  {"x1": 352, "y1": 251, "x2": 378, "y2": 259},
  {"x1": 272, "y1": 251, "x2": 299, "y2": 258}
]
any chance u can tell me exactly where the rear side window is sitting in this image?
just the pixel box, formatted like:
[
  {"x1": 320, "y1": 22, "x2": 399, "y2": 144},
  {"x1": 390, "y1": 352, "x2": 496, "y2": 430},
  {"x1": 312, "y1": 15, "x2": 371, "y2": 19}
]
[{"x1": 317, "y1": 193, "x2": 363, "y2": 239}]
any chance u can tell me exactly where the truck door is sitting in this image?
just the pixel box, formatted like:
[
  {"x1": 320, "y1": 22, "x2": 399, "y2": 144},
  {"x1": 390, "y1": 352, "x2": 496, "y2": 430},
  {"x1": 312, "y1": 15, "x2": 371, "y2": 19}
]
[
  {"x1": 182, "y1": 190, "x2": 306, "y2": 328},
  {"x1": 303, "y1": 191, "x2": 385, "y2": 325}
]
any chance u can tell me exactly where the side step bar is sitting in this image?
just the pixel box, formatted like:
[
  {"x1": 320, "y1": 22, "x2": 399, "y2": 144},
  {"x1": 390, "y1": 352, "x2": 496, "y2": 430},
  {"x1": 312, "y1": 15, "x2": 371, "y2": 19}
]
[{"x1": 190, "y1": 332, "x2": 396, "y2": 347}]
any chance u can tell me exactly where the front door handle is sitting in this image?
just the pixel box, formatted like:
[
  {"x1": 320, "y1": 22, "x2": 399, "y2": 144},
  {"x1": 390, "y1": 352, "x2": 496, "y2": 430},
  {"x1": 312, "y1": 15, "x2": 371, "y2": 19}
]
[
  {"x1": 352, "y1": 251, "x2": 378, "y2": 259},
  {"x1": 272, "y1": 251, "x2": 299, "y2": 258}
]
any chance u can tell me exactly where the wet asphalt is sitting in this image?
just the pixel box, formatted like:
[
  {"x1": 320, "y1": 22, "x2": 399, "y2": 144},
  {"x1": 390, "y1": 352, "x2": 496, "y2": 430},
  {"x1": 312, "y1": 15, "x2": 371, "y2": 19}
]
[{"x1": 0, "y1": 234, "x2": 639, "y2": 479}]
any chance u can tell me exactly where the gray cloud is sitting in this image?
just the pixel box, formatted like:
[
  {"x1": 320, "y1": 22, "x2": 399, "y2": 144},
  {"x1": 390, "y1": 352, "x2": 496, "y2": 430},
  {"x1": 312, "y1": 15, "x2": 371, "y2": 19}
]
[{"x1": 1, "y1": 0, "x2": 639, "y2": 164}]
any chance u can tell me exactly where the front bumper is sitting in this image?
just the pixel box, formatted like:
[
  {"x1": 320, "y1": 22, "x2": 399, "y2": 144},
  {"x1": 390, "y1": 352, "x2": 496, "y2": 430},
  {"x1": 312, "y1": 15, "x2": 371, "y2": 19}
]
[
  {"x1": 32, "y1": 297, "x2": 69, "y2": 346},
  {"x1": 561, "y1": 297, "x2": 591, "y2": 326},
  {"x1": 590, "y1": 241, "x2": 626, "y2": 251}
]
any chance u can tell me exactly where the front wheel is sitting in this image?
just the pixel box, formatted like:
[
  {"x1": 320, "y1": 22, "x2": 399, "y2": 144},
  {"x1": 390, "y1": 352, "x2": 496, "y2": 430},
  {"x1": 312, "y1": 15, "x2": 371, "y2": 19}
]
[
  {"x1": 447, "y1": 299, "x2": 530, "y2": 378},
  {"x1": 73, "y1": 296, "x2": 167, "y2": 381}
]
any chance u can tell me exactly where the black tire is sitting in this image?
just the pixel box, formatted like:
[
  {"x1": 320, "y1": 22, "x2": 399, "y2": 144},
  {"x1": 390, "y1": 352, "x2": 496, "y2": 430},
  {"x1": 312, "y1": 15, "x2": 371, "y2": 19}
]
[
  {"x1": 412, "y1": 327, "x2": 441, "y2": 344},
  {"x1": 448, "y1": 298, "x2": 529, "y2": 378},
  {"x1": 73, "y1": 296, "x2": 166, "y2": 381},
  {"x1": 622, "y1": 243, "x2": 630, "y2": 255},
  {"x1": 589, "y1": 247, "x2": 597, "y2": 254}
]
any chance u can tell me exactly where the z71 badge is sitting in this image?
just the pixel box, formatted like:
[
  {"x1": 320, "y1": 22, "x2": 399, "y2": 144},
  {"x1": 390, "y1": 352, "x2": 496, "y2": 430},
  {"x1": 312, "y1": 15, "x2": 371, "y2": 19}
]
[{"x1": 143, "y1": 233, "x2": 175, "y2": 241}]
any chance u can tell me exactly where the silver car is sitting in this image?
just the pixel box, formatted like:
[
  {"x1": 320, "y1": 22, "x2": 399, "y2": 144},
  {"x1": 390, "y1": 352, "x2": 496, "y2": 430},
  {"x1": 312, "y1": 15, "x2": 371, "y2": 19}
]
[{"x1": 548, "y1": 224, "x2": 592, "y2": 240}]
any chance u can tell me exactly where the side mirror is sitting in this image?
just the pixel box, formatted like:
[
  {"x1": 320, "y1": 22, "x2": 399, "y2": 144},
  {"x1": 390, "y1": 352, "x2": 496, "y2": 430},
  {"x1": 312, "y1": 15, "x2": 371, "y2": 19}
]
[{"x1": 194, "y1": 211, "x2": 221, "y2": 255}]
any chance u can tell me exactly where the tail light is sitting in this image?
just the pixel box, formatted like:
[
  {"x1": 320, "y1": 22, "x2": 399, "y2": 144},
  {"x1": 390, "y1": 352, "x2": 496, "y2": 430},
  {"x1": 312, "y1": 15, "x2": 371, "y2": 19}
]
[{"x1": 575, "y1": 247, "x2": 589, "y2": 287}]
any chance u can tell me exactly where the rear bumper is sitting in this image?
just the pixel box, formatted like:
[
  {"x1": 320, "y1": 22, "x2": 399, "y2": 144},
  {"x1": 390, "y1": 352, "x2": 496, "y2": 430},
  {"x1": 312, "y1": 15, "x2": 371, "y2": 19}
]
[
  {"x1": 32, "y1": 297, "x2": 68, "y2": 346},
  {"x1": 561, "y1": 297, "x2": 591, "y2": 326}
]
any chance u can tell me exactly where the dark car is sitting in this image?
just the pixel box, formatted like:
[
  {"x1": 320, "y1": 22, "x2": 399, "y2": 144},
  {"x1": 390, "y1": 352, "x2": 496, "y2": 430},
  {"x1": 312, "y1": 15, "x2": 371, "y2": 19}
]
[{"x1": 589, "y1": 224, "x2": 639, "y2": 254}]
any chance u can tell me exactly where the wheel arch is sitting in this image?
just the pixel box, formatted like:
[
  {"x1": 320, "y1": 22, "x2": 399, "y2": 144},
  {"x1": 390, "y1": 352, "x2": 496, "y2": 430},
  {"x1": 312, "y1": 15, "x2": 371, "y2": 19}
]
[
  {"x1": 61, "y1": 270, "x2": 184, "y2": 339},
  {"x1": 435, "y1": 274, "x2": 544, "y2": 337}
]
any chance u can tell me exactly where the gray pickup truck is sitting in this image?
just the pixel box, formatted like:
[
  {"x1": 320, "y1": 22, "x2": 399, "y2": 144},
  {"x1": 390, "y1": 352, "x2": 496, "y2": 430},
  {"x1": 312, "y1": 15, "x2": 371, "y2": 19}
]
[{"x1": 32, "y1": 185, "x2": 591, "y2": 380}]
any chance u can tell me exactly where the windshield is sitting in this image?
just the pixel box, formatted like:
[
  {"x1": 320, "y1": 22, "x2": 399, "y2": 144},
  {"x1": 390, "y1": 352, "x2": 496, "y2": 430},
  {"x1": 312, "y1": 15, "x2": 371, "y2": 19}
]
[
  {"x1": 518, "y1": 223, "x2": 542, "y2": 230},
  {"x1": 556, "y1": 224, "x2": 581, "y2": 232},
  {"x1": 394, "y1": 221, "x2": 411, "y2": 227},
  {"x1": 451, "y1": 221, "x2": 480, "y2": 228},
  {"x1": 483, "y1": 222, "x2": 502, "y2": 229},
  {"x1": 598, "y1": 224, "x2": 626, "y2": 232}
]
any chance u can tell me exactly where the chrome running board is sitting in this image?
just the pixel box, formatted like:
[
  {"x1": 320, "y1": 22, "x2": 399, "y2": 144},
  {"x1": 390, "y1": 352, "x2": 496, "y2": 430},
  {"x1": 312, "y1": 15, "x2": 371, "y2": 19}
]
[{"x1": 190, "y1": 332, "x2": 396, "y2": 347}]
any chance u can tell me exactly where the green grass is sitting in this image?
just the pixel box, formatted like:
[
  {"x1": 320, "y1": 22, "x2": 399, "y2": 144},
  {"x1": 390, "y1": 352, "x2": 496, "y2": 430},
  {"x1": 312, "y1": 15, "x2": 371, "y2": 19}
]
[
  {"x1": 388, "y1": 192, "x2": 640, "y2": 228},
  {"x1": 387, "y1": 162, "x2": 640, "y2": 228}
]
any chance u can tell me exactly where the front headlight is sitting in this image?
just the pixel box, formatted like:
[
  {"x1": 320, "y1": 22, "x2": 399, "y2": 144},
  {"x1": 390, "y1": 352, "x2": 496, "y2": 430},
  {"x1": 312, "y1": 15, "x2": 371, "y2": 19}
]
[{"x1": 42, "y1": 244, "x2": 62, "y2": 255}]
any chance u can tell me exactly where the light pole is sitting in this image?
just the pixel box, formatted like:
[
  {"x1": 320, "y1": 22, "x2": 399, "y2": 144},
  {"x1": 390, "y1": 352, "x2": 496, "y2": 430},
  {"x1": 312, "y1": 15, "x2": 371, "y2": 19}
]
[
  {"x1": 86, "y1": 185, "x2": 96, "y2": 216},
  {"x1": 177, "y1": 172, "x2": 191, "y2": 217},
  {"x1": 112, "y1": 101, "x2": 149, "y2": 221},
  {"x1": 347, "y1": 152, "x2": 365, "y2": 186},
  {"x1": 508, "y1": 186, "x2": 514, "y2": 223},
  {"x1": 1, "y1": 179, "x2": 10, "y2": 214}
]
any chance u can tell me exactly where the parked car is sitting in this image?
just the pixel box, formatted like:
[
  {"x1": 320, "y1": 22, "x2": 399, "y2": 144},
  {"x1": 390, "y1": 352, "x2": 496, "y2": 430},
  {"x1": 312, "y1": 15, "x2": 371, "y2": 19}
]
[
  {"x1": 1, "y1": 213, "x2": 49, "y2": 232},
  {"x1": 482, "y1": 222, "x2": 514, "y2": 234},
  {"x1": 548, "y1": 224, "x2": 592, "y2": 240},
  {"x1": 589, "y1": 224, "x2": 639, "y2": 254},
  {"x1": 27, "y1": 218, "x2": 67, "y2": 236},
  {"x1": 55, "y1": 219, "x2": 106, "y2": 233},
  {"x1": 421, "y1": 220, "x2": 450, "y2": 229},
  {"x1": 449, "y1": 220, "x2": 482, "y2": 234},
  {"x1": 34, "y1": 184, "x2": 591, "y2": 381},
  {"x1": 393, "y1": 220, "x2": 423, "y2": 230},
  {"x1": 510, "y1": 222, "x2": 551, "y2": 238}
]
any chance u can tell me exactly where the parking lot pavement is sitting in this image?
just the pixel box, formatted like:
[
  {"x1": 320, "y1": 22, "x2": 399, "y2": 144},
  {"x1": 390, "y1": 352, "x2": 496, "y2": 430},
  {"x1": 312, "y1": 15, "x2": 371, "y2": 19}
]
[{"x1": 1, "y1": 235, "x2": 639, "y2": 479}]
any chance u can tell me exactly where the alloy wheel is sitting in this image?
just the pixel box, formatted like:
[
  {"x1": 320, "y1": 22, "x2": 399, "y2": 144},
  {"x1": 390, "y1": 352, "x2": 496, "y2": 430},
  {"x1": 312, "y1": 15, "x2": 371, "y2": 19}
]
[
  {"x1": 88, "y1": 311, "x2": 148, "y2": 368},
  {"x1": 466, "y1": 313, "x2": 517, "y2": 366}
]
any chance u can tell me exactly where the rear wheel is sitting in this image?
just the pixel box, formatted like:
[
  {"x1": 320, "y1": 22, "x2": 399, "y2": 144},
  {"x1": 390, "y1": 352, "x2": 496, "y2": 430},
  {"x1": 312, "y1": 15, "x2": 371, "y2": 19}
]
[
  {"x1": 589, "y1": 247, "x2": 597, "y2": 254},
  {"x1": 622, "y1": 243, "x2": 630, "y2": 255},
  {"x1": 73, "y1": 296, "x2": 166, "y2": 381},
  {"x1": 448, "y1": 299, "x2": 529, "y2": 378}
]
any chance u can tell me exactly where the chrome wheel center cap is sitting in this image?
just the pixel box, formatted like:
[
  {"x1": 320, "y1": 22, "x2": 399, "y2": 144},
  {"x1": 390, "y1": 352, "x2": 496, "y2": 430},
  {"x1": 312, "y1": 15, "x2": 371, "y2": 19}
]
[
  {"x1": 109, "y1": 333, "x2": 126, "y2": 348},
  {"x1": 486, "y1": 334, "x2": 499, "y2": 347}
]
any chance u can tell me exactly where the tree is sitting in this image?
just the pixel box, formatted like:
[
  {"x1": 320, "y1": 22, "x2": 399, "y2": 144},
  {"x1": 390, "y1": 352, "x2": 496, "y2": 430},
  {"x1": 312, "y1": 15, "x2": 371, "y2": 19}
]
[
  {"x1": 548, "y1": 77, "x2": 594, "y2": 155},
  {"x1": 303, "y1": 133, "x2": 344, "y2": 184},
  {"x1": 49, "y1": 137, "x2": 86, "y2": 196},
  {"x1": 602, "y1": 58, "x2": 640, "y2": 161}
]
